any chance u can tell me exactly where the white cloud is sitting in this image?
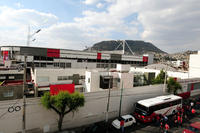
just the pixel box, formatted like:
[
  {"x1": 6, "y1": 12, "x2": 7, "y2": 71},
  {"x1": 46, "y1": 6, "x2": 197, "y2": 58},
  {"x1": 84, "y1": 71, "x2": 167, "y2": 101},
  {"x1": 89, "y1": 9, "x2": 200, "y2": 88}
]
[
  {"x1": 14, "y1": 2, "x2": 23, "y2": 8},
  {"x1": 1, "y1": 0, "x2": 200, "y2": 53},
  {"x1": 96, "y1": 3, "x2": 104, "y2": 8},
  {"x1": 83, "y1": 0, "x2": 99, "y2": 5}
]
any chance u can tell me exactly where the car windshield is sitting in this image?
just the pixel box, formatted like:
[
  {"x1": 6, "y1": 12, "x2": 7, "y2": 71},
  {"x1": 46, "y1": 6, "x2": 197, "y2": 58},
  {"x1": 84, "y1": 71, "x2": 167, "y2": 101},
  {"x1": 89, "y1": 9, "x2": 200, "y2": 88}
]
[{"x1": 117, "y1": 117, "x2": 125, "y2": 121}]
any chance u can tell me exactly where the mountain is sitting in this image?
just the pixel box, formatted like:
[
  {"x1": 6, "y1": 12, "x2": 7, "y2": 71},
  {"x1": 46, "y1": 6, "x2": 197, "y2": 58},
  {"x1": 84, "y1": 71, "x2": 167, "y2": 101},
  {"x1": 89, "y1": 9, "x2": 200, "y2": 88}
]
[{"x1": 86, "y1": 40, "x2": 166, "y2": 55}]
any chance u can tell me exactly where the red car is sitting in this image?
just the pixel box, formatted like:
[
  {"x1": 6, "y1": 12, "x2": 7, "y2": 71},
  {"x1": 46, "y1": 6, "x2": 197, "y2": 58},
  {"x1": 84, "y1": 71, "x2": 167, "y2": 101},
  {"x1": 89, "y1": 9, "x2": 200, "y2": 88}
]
[{"x1": 183, "y1": 122, "x2": 200, "y2": 133}]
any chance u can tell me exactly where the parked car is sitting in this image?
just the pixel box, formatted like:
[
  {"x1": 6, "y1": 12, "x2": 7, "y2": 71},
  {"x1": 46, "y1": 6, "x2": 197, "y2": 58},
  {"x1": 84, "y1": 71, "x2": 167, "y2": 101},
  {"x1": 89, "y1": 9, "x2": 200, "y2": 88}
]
[
  {"x1": 183, "y1": 122, "x2": 200, "y2": 133},
  {"x1": 112, "y1": 114, "x2": 136, "y2": 129}
]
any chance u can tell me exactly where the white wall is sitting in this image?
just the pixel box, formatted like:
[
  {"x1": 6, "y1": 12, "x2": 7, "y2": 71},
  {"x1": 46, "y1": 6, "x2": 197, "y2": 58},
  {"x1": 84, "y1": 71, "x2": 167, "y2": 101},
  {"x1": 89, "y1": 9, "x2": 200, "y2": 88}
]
[
  {"x1": 189, "y1": 52, "x2": 200, "y2": 78},
  {"x1": 33, "y1": 68, "x2": 86, "y2": 87},
  {"x1": 118, "y1": 73, "x2": 133, "y2": 89},
  {"x1": 0, "y1": 85, "x2": 165, "y2": 133}
]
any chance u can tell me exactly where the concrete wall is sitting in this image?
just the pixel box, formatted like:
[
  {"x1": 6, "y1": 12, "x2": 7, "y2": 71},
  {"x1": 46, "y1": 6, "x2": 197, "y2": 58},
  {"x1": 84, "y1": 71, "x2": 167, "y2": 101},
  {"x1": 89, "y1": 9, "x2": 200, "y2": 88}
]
[
  {"x1": 0, "y1": 85, "x2": 165, "y2": 133},
  {"x1": 0, "y1": 85, "x2": 24, "y2": 101}
]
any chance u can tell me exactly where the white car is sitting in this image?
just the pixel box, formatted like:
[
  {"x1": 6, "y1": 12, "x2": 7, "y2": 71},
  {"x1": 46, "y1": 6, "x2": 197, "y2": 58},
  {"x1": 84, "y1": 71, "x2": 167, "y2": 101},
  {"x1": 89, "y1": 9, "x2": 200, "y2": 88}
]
[{"x1": 112, "y1": 114, "x2": 136, "y2": 129}]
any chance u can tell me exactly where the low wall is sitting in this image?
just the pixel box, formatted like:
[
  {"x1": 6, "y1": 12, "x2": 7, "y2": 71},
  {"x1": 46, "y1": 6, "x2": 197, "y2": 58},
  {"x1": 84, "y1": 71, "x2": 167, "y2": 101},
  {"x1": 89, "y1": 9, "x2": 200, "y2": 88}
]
[{"x1": 0, "y1": 84, "x2": 165, "y2": 133}]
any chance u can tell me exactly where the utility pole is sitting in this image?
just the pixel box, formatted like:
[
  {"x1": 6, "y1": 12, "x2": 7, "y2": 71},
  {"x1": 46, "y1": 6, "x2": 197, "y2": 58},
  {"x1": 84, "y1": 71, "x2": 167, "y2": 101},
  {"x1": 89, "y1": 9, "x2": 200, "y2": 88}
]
[
  {"x1": 22, "y1": 55, "x2": 27, "y2": 133},
  {"x1": 163, "y1": 63, "x2": 168, "y2": 94},
  {"x1": 119, "y1": 81, "x2": 124, "y2": 117},
  {"x1": 21, "y1": 26, "x2": 41, "y2": 133},
  {"x1": 106, "y1": 60, "x2": 111, "y2": 123}
]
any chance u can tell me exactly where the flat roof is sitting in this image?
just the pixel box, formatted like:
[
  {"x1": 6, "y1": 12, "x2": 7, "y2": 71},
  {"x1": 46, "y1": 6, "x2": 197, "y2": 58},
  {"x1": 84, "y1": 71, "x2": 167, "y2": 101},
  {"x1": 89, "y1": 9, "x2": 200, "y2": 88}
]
[{"x1": 138, "y1": 95, "x2": 182, "y2": 107}]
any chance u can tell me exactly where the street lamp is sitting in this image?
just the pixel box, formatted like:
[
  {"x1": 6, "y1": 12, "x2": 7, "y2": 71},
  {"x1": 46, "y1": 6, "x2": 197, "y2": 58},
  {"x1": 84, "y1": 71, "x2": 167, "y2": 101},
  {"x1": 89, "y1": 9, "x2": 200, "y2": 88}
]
[
  {"x1": 26, "y1": 26, "x2": 41, "y2": 46},
  {"x1": 22, "y1": 26, "x2": 41, "y2": 133}
]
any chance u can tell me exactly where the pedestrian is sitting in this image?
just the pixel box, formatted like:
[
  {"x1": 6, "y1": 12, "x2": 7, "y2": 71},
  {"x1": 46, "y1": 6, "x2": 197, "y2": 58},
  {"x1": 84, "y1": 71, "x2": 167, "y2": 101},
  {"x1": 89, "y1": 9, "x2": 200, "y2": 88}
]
[
  {"x1": 156, "y1": 115, "x2": 160, "y2": 126},
  {"x1": 120, "y1": 120, "x2": 124, "y2": 133},
  {"x1": 164, "y1": 123, "x2": 169, "y2": 133},
  {"x1": 173, "y1": 114, "x2": 178, "y2": 127},
  {"x1": 177, "y1": 113, "x2": 181, "y2": 127},
  {"x1": 159, "y1": 121, "x2": 164, "y2": 133}
]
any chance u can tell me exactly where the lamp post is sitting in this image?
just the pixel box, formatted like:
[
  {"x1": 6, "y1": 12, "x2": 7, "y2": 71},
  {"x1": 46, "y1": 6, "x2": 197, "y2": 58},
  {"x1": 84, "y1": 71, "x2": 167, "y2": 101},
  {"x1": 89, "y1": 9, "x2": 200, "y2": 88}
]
[{"x1": 22, "y1": 26, "x2": 41, "y2": 133}]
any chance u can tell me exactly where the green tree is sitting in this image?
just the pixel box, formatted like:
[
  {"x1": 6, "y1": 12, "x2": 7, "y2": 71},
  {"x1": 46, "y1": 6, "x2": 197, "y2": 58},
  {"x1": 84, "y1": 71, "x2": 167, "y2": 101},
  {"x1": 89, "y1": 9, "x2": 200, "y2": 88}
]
[
  {"x1": 152, "y1": 69, "x2": 166, "y2": 84},
  {"x1": 167, "y1": 77, "x2": 182, "y2": 95},
  {"x1": 41, "y1": 91, "x2": 85, "y2": 131}
]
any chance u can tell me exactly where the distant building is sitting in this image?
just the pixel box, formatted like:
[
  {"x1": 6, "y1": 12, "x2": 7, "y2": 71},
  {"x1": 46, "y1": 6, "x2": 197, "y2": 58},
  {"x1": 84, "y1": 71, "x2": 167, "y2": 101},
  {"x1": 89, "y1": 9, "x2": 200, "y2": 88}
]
[{"x1": 0, "y1": 46, "x2": 153, "y2": 69}]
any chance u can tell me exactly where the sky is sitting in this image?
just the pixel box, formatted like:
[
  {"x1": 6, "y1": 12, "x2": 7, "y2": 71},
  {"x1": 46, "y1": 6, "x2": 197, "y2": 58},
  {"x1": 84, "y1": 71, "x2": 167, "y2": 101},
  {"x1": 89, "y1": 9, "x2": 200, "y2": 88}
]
[{"x1": 0, "y1": 0, "x2": 200, "y2": 53}]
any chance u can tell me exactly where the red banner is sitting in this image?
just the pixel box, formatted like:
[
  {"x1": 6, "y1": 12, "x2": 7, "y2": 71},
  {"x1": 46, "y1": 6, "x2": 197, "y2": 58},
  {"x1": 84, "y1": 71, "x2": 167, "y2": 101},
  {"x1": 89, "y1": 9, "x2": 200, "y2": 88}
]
[
  {"x1": 191, "y1": 83, "x2": 194, "y2": 91},
  {"x1": 143, "y1": 56, "x2": 148, "y2": 62},
  {"x1": 47, "y1": 49, "x2": 60, "y2": 58},
  {"x1": 50, "y1": 84, "x2": 75, "y2": 95},
  {"x1": 3, "y1": 51, "x2": 9, "y2": 63},
  {"x1": 97, "y1": 53, "x2": 101, "y2": 60}
]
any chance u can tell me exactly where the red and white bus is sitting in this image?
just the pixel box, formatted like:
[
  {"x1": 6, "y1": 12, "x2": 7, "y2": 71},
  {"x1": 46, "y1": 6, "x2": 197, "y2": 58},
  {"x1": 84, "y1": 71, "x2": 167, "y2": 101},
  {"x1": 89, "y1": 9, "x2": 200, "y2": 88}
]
[{"x1": 134, "y1": 95, "x2": 182, "y2": 123}]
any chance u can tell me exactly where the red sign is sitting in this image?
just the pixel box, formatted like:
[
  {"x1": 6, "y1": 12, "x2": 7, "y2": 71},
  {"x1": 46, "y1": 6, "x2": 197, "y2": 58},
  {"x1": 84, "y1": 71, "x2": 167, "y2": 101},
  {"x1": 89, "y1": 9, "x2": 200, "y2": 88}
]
[
  {"x1": 143, "y1": 56, "x2": 148, "y2": 62},
  {"x1": 97, "y1": 53, "x2": 101, "y2": 60},
  {"x1": 47, "y1": 49, "x2": 60, "y2": 58},
  {"x1": 3, "y1": 51, "x2": 9, "y2": 63},
  {"x1": 50, "y1": 84, "x2": 75, "y2": 95}
]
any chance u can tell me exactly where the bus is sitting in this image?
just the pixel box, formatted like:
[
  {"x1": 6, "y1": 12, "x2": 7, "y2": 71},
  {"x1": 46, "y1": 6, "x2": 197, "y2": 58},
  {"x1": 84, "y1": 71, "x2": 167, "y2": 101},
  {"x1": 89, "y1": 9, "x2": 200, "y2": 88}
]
[{"x1": 134, "y1": 95, "x2": 182, "y2": 123}]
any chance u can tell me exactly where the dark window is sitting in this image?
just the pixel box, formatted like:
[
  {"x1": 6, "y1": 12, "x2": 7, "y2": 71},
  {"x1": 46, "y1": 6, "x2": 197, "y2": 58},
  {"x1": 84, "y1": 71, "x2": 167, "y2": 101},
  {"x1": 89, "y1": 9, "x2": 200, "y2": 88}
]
[
  {"x1": 65, "y1": 63, "x2": 71, "y2": 68},
  {"x1": 136, "y1": 103, "x2": 148, "y2": 112}
]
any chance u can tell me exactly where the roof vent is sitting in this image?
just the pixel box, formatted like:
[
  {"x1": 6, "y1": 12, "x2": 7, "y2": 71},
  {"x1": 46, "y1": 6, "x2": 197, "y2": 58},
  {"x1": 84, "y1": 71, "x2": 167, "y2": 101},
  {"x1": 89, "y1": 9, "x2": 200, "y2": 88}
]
[{"x1": 163, "y1": 98, "x2": 171, "y2": 100}]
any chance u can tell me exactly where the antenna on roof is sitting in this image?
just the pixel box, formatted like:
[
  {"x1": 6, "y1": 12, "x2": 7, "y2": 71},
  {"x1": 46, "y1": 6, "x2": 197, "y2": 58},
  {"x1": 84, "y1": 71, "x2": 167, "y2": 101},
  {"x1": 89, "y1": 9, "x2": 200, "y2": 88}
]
[{"x1": 114, "y1": 40, "x2": 134, "y2": 55}]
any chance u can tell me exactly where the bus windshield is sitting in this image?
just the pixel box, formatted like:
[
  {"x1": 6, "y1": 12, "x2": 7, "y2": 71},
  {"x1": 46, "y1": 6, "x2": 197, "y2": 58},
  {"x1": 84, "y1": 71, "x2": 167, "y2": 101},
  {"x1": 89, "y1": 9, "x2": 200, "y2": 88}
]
[{"x1": 135, "y1": 103, "x2": 148, "y2": 113}]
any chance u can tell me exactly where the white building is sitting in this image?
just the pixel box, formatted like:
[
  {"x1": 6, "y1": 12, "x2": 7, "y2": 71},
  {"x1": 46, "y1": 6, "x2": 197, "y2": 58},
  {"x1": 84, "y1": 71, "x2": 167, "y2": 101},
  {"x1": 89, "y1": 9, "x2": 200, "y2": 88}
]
[
  {"x1": 189, "y1": 51, "x2": 200, "y2": 78},
  {"x1": 85, "y1": 64, "x2": 134, "y2": 92}
]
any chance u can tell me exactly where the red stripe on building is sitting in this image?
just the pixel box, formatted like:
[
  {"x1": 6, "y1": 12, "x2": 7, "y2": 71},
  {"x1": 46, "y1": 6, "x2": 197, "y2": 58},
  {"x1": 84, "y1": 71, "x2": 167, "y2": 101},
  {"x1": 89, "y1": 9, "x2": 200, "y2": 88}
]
[
  {"x1": 143, "y1": 56, "x2": 148, "y2": 62},
  {"x1": 50, "y1": 84, "x2": 75, "y2": 95},
  {"x1": 191, "y1": 83, "x2": 194, "y2": 91},
  {"x1": 47, "y1": 49, "x2": 60, "y2": 58},
  {"x1": 97, "y1": 53, "x2": 101, "y2": 60},
  {"x1": 3, "y1": 51, "x2": 9, "y2": 63}
]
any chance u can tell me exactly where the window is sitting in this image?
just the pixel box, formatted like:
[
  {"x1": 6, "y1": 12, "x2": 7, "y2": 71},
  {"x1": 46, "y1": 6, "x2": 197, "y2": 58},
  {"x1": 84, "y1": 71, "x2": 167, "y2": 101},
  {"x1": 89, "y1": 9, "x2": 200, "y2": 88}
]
[
  {"x1": 60, "y1": 63, "x2": 65, "y2": 68},
  {"x1": 54, "y1": 63, "x2": 59, "y2": 67},
  {"x1": 80, "y1": 76, "x2": 85, "y2": 79},
  {"x1": 0, "y1": 76, "x2": 6, "y2": 79},
  {"x1": 3, "y1": 90, "x2": 14, "y2": 97},
  {"x1": 9, "y1": 76, "x2": 15, "y2": 79},
  {"x1": 65, "y1": 63, "x2": 71, "y2": 68},
  {"x1": 88, "y1": 78, "x2": 90, "y2": 83},
  {"x1": 41, "y1": 63, "x2": 46, "y2": 67},
  {"x1": 57, "y1": 76, "x2": 73, "y2": 81}
]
